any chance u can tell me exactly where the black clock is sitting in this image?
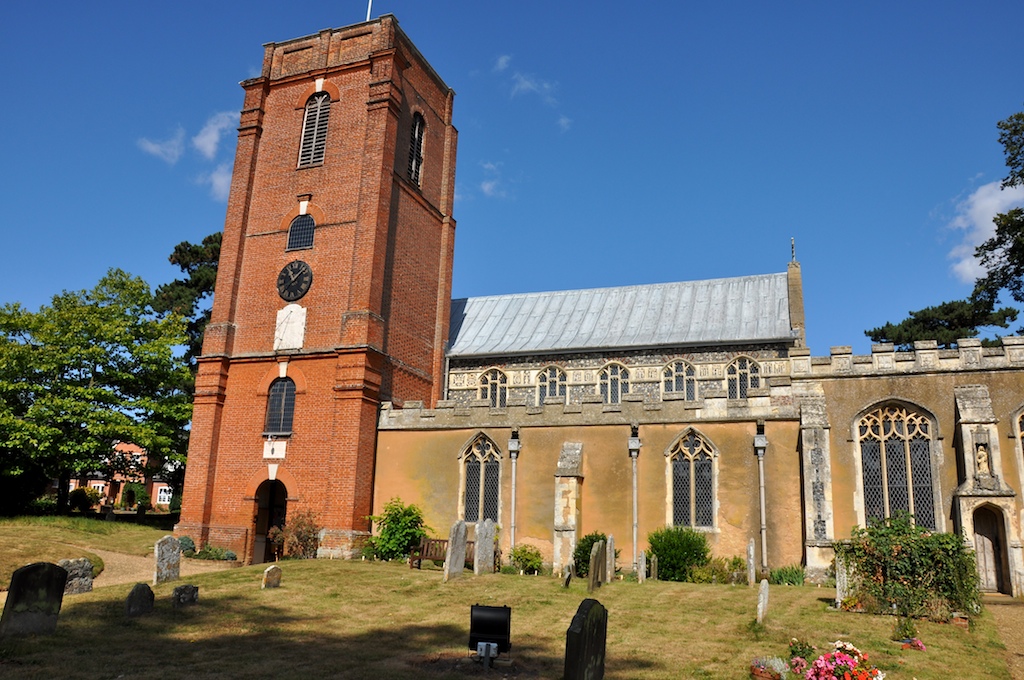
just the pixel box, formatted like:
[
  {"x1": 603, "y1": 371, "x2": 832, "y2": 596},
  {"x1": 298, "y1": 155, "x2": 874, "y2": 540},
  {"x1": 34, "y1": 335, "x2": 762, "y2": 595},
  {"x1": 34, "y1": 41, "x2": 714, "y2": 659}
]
[{"x1": 276, "y1": 260, "x2": 313, "y2": 302}]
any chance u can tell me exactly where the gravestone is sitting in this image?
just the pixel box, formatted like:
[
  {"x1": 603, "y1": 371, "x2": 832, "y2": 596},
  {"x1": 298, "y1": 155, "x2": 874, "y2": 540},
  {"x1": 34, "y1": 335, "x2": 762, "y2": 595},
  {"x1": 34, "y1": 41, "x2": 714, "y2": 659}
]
[
  {"x1": 747, "y1": 539, "x2": 756, "y2": 586},
  {"x1": 474, "y1": 518, "x2": 496, "y2": 575},
  {"x1": 0, "y1": 562, "x2": 68, "y2": 637},
  {"x1": 125, "y1": 583, "x2": 155, "y2": 617},
  {"x1": 172, "y1": 584, "x2": 199, "y2": 608},
  {"x1": 756, "y1": 579, "x2": 769, "y2": 623},
  {"x1": 58, "y1": 557, "x2": 94, "y2": 595},
  {"x1": 442, "y1": 520, "x2": 467, "y2": 582},
  {"x1": 637, "y1": 550, "x2": 646, "y2": 584},
  {"x1": 605, "y1": 535, "x2": 615, "y2": 579},
  {"x1": 834, "y1": 551, "x2": 852, "y2": 608},
  {"x1": 649, "y1": 554, "x2": 658, "y2": 581},
  {"x1": 262, "y1": 564, "x2": 282, "y2": 589},
  {"x1": 587, "y1": 540, "x2": 605, "y2": 593},
  {"x1": 564, "y1": 598, "x2": 607, "y2": 680},
  {"x1": 563, "y1": 564, "x2": 573, "y2": 588},
  {"x1": 153, "y1": 535, "x2": 181, "y2": 585}
]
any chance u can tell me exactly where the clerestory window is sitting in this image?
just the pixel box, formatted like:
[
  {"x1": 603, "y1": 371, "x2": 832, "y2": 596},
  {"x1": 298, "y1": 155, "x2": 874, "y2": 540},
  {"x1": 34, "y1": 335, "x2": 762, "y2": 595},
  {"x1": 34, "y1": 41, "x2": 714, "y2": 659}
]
[
  {"x1": 297, "y1": 92, "x2": 331, "y2": 167},
  {"x1": 479, "y1": 369, "x2": 508, "y2": 408},
  {"x1": 726, "y1": 357, "x2": 760, "y2": 399},
  {"x1": 599, "y1": 363, "x2": 629, "y2": 404},
  {"x1": 537, "y1": 366, "x2": 567, "y2": 405},
  {"x1": 663, "y1": 360, "x2": 697, "y2": 400}
]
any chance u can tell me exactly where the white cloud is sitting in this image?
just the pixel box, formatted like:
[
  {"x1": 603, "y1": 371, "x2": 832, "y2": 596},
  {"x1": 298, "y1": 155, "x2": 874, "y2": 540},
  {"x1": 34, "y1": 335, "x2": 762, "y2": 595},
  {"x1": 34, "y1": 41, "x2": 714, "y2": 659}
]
[
  {"x1": 197, "y1": 162, "x2": 234, "y2": 201},
  {"x1": 948, "y1": 181, "x2": 1024, "y2": 282},
  {"x1": 494, "y1": 55, "x2": 511, "y2": 72},
  {"x1": 137, "y1": 127, "x2": 185, "y2": 164},
  {"x1": 511, "y1": 72, "x2": 557, "y2": 105},
  {"x1": 192, "y1": 111, "x2": 239, "y2": 160},
  {"x1": 557, "y1": 115, "x2": 572, "y2": 132},
  {"x1": 479, "y1": 161, "x2": 507, "y2": 198}
]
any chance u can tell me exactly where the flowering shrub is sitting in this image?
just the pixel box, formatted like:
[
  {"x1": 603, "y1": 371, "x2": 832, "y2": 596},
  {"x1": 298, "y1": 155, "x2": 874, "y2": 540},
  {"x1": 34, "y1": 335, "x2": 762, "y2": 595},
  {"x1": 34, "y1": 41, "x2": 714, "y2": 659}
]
[{"x1": 805, "y1": 641, "x2": 884, "y2": 680}]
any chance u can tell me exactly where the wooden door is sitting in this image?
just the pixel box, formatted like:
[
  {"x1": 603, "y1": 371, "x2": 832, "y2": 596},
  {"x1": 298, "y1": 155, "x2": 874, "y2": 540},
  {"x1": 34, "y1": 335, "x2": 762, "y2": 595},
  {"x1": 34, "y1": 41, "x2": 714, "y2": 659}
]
[{"x1": 974, "y1": 507, "x2": 1003, "y2": 592}]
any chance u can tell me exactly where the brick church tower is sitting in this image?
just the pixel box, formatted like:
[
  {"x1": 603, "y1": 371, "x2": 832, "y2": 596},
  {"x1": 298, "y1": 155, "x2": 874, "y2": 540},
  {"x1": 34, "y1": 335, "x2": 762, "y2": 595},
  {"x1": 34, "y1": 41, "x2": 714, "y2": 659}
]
[{"x1": 177, "y1": 16, "x2": 457, "y2": 561}]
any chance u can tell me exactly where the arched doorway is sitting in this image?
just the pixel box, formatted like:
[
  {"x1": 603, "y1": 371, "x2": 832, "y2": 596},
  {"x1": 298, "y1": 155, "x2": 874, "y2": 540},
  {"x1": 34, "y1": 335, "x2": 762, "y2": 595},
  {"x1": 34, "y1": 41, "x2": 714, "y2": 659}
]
[
  {"x1": 974, "y1": 506, "x2": 1008, "y2": 593},
  {"x1": 253, "y1": 480, "x2": 287, "y2": 565}
]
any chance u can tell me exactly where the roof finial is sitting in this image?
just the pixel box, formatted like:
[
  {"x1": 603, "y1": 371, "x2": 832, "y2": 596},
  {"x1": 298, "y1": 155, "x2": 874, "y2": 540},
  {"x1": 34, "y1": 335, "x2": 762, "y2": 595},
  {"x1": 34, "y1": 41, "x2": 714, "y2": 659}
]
[{"x1": 790, "y1": 237, "x2": 796, "y2": 262}]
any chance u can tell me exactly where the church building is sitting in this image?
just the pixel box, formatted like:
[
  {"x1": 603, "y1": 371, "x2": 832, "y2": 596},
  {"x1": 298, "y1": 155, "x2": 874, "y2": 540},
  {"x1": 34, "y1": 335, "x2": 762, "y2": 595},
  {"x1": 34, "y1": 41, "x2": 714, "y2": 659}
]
[{"x1": 177, "y1": 15, "x2": 1024, "y2": 596}]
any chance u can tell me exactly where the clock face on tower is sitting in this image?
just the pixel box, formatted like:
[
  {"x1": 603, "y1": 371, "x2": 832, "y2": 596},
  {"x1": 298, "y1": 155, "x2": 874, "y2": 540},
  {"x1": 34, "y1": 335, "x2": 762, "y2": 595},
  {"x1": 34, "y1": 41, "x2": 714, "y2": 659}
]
[{"x1": 276, "y1": 260, "x2": 313, "y2": 302}]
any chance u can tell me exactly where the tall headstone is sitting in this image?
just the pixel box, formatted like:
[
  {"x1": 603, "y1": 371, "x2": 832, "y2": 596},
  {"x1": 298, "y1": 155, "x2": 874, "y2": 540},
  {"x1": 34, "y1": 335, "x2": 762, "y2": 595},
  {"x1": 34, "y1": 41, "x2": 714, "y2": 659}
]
[
  {"x1": 587, "y1": 540, "x2": 604, "y2": 593},
  {"x1": 564, "y1": 598, "x2": 607, "y2": 680},
  {"x1": 443, "y1": 520, "x2": 468, "y2": 582},
  {"x1": 0, "y1": 562, "x2": 68, "y2": 637},
  {"x1": 262, "y1": 564, "x2": 282, "y2": 589},
  {"x1": 637, "y1": 550, "x2": 646, "y2": 584},
  {"x1": 58, "y1": 557, "x2": 94, "y2": 595},
  {"x1": 834, "y1": 551, "x2": 851, "y2": 608},
  {"x1": 563, "y1": 564, "x2": 573, "y2": 588},
  {"x1": 474, "y1": 518, "x2": 496, "y2": 575},
  {"x1": 125, "y1": 583, "x2": 155, "y2": 617},
  {"x1": 154, "y1": 535, "x2": 181, "y2": 585},
  {"x1": 747, "y1": 538, "x2": 756, "y2": 587},
  {"x1": 605, "y1": 535, "x2": 615, "y2": 579},
  {"x1": 172, "y1": 584, "x2": 199, "y2": 608},
  {"x1": 756, "y1": 579, "x2": 769, "y2": 624},
  {"x1": 649, "y1": 554, "x2": 658, "y2": 581}
]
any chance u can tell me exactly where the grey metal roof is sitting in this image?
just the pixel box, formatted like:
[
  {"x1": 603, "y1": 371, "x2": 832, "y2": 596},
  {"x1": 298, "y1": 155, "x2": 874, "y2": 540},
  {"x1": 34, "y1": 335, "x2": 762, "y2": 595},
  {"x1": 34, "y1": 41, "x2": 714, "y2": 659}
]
[{"x1": 448, "y1": 272, "x2": 796, "y2": 358}]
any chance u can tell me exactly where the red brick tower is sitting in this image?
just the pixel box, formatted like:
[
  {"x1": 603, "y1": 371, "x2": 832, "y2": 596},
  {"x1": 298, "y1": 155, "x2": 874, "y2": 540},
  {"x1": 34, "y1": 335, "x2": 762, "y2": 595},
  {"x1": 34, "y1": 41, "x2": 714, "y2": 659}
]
[{"x1": 177, "y1": 15, "x2": 457, "y2": 561}]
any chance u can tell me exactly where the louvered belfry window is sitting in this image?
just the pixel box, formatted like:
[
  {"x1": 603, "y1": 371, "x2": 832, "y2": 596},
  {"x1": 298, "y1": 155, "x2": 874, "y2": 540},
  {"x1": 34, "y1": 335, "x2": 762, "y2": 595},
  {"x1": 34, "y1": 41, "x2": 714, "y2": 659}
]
[
  {"x1": 670, "y1": 431, "x2": 715, "y2": 528},
  {"x1": 264, "y1": 378, "x2": 296, "y2": 435},
  {"x1": 297, "y1": 92, "x2": 331, "y2": 167},
  {"x1": 286, "y1": 214, "x2": 315, "y2": 250},
  {"x1": 463, "y1": 435, "x2": 500, "y2": 523},
  {"x1": 407, "y1": 112, "x2": 425, "y2": 184},
  {"x1": 859, "y1": 405, "x2": 935, "y2": 529}
]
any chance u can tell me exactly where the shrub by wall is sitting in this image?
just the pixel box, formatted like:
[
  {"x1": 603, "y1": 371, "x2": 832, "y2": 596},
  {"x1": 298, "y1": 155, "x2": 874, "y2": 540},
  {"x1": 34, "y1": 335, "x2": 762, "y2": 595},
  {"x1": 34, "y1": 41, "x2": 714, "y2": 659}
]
[{"x1": 646, "y1": 526, "x2": 710, "y2": 582}]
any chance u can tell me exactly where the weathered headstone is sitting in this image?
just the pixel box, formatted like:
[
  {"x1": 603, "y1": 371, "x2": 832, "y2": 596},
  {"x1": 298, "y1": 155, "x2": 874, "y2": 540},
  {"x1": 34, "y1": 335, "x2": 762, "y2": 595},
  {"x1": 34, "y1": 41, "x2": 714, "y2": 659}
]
[
  {"x1": 834, "y1": 551, "x2": 851, "y2": 608},
  {"x1": 262, "y1": 564, "x2": 282, "y2": 589},
  {"x1": 154, "y1": 535, "x2": 181, "y2": 585},
  {"x1": 756, "y1": 579, "x2": 769, "y2": 623},
  {"x1": 0, "y1": 562, "x2": 68, "y2": 637},
  {"x1": 649, "y1": 554, "x2": 658, "y2": 581},
  {"x1": 564, "y1": 598, "x2": 607, "y2": 680},
  {"x1": 474, "y1": 518, "x2": 496, "y2": 575},
  {"x1": 637, "y1": 550, "x2": 646, "y2": 583},
  {"x1": 747, "y1": 538, "x2": 756, "y2": 587},
  {"x1": 58, "y1": 557, "x2": 94, "y2": 595},
  {"x1": 125, "y1": 583, "x2": 155, "y2": 617},
  {"x1": 171, "y1": 584, "x2": 199, "y2": 608},
  {"x1": 563, "y1": 564, "x2": 573, "y2": 588},
  {"x1": 605, "y1": 535, "x2": 615, "y2": 579},
  {"x1": 442, "y1": 520, "x2": 467, "y2": 582},
  {"x1": 587, "y1": 540, "x2": 604, "y2": 593}
]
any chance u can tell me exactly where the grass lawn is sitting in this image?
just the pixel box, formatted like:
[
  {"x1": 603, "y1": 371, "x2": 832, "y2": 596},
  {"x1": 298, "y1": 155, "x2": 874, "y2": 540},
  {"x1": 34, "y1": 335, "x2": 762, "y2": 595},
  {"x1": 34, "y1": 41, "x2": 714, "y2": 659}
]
[{"x1": 0, "y1": 554, "x2": 1010, "y2": 679}]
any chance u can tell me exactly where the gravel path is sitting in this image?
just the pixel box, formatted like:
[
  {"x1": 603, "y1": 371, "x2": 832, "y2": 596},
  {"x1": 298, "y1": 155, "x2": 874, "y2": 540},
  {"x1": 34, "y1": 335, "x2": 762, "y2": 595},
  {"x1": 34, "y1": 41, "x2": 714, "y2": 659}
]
[{"x1": 985, "y1": 594, "x2": 1024, "y2": 680}]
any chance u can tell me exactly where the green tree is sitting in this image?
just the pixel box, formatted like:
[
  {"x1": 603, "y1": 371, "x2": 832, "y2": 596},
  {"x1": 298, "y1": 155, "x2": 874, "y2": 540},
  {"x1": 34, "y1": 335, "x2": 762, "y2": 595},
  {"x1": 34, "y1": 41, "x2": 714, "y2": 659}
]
[
  {"x1": 865, "y1": 109, "x2": 1024, "y2": 345},
  {"x1": 0, "y1": 269, "x2": 192, "y2": 513}
]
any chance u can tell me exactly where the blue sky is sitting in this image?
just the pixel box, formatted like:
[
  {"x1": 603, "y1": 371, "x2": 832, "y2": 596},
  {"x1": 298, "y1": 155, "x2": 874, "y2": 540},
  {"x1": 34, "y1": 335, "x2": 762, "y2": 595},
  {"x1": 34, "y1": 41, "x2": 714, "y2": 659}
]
[{"x1": 2, "y1": 1, "x2": 1022, "y2": 355}]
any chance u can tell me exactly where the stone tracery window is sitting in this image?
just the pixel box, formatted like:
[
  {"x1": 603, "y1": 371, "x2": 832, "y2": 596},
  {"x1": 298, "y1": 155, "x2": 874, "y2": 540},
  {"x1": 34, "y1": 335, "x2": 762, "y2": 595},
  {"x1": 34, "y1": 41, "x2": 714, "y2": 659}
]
[
  {"x1": 663, "y1": 360, "x2": 697, "y2": 400},
  {"x1": 858, "y1": 404, "x2": 936, "y2": 529},
  {"x1": 462, "y1": 434, "x2": 500, "y2": 523},
  {"x1": 297, "y1": 92, "x2": 331, "y2": 167},
  {"x1": 726, "y1": 357, "x2": 760, "y2": 399},
  {"x1": 668, "y1": 430, "x2": 715, "y2": 528},
  {"x1": 537, "y1": 366, "x2": 567, "y2": 404},
  {"x1": 599, "y1": 363, "x2": 629, "y2": 404},
  {"x1": 479, "y1": 369, "x2": 507, "y2": 408}
]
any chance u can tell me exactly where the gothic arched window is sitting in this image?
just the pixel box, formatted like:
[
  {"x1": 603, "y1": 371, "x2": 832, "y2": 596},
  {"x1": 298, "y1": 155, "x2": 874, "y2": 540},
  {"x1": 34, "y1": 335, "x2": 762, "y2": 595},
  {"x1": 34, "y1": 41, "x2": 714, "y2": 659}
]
[
  {"x1": 537, "y1": 366, "x2": 567, "y2": 404},
  {"x1": 663, "y1": 360, "x2": 697, "y2": 400},
  {"x1": 858, "y1": 404, "x2": 936, "y2": 529},
  {"x1": 668, "y1": 430, "x2": 715, "y2": 528},
  {"x1": 264, "y1": 378, "x2": 296, "y2": 435},
  {"x1": 599, "y1": 363, "x2": 629, "y2": 404},
  {"x1": 286, "y1": 214, "x2": 315, "y2": 250},
  {"x1": 726, "y1": 357, "x2": 760, "y2": 399},
  {"x1": 479, "y1": 369, "x2": 507, "y2": 408},
  {"x1": 297, "y1": 92, "x2": 331, "y2": 167},
  {"x1": 408, "y1": 112, "x2": 425, "y2": 185},
  {"x1": 463, "y1": 435, "x2": 500, "y2": 522}
]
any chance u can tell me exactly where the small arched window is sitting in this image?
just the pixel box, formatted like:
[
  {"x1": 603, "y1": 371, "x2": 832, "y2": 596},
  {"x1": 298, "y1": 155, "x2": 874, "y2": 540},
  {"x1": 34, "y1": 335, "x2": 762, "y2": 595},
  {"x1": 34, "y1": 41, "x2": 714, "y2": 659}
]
[
  {"x1": 726, "y1": 357, "x2": 760, "y2": 399},
  {"x1": 264, "y1": 378, "x2": 296, "y2": 435},
  {"x1": 669, "y1": 431, "x2": 715, "y2": 528},
  {"x1": 663, "y1": 360, "x2": 697, "y2": 400},
  {"x1": 463, "y1": 435, "x2": 500, "y2": 522},
  {"x1": 537, "y1": 366, "x2": 567, "y2": 405},
  {"x1": 479, "y1": 369, "x2": 507, "y2": 408},
  {"x1": 599, "y1": 364, "x2": 629, "y2": 404},
  {"x1": 286, "y1": 214, "x2": 315, "y2": 250},
  {"x1": 297, "y1": 92, "x2": 331, "y2": 167},
  {"x1": 858, "y1": 404, "x2": 935, "y2": 529},
  {"x1": 407, "y1": 112, "x2": 425, "y2": 185}
]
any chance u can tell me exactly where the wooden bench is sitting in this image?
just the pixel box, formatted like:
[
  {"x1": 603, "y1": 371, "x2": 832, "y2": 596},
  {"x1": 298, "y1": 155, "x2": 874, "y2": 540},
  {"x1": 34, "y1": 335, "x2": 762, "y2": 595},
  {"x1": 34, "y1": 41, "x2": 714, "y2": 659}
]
[{"x1": 409, "y1": 537, "x2": 500, "y2": 571}]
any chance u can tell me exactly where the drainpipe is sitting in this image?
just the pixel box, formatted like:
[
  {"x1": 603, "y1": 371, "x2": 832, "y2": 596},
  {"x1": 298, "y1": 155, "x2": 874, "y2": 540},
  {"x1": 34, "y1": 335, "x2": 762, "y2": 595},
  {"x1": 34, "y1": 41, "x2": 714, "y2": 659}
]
[
  {"x1": 628, "y1": 424, "x2": 642, "y2": 574},
  {"x1": 754, "y1": 424, "x2": 769, "y2": 573},
  {"x1": 508, "y1": 429, "x2": 520, "y2": 548}
]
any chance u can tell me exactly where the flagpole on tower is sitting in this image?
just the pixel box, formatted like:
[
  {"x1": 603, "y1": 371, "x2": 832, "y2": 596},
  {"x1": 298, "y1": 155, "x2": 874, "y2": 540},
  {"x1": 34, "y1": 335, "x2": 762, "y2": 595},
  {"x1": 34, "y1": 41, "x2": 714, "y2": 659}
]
[{"x1": 366, "y1": 0, "x2": 372, "y2": 22}]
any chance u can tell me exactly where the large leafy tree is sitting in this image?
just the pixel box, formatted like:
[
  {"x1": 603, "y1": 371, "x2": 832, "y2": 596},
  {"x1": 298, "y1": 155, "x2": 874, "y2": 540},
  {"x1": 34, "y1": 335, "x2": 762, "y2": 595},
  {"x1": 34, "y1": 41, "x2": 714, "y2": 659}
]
[
  {"x1": 0, "y1": 270, "x2": 192, "y2": 512},
  {"x1": 867, "y1": 110, "x2": 1024, "y2": 348}
]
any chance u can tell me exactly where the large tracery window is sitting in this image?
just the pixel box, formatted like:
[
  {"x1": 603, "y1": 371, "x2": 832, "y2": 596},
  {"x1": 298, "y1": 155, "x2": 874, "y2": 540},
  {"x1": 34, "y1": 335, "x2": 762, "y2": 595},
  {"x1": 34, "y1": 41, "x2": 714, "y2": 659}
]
[
  {"x1": 408, "y1": 112, "x2": 425, "y2": 185},
  {"x1": 463, "y1": 435, "x2": 500, "y2": 523},
  {"x1": 599, "y1": 363, "x2": 629, "y2": 404},
  {"x1": 264, "y1": 378, "x2": 296, "y2": 435},
  {"x1": 297, "y1": 92, "x2": 331, "y2": 167},
  {"x1": 537, "y1": 366, "x2": 567, "y2": 404},
  {"x1": 858, "y1": 404, "x2": 936, "y2": 529},
  {"x1": 479, "y1": 369, "x2": 508, "y2": 408},
  {"x1": 663, "y1": 360, "x2": 697, "y2": 400},
  {"x1": 669, "y1": 430, "x2": 715, "y2": 528},
  {"x1": 726, "y1": 357, "x2": 760, "y2": 399}
]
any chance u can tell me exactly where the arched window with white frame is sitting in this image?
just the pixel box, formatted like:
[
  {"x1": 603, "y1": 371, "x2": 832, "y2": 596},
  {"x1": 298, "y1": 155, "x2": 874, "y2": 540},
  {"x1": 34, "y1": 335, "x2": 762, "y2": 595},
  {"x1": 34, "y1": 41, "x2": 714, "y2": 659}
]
[
  {"x1": 663, "y1": 360, "x2": 697, "y2": 400},
  {"x1": 537, "y1": 366, "x2": 567, "y2": 404},
  {"x1": 599, "y1": 363, "x2": 629, "y2": 404},
  {"x1": 857, "y1": 403, "x2": 936, "y2": 529},
  {"x1": 461, "y1": 434, "x2": 501, "y2": 523},
  {"x1": 667, "y1": 429, "x2": 716, "y2": 528},
  {"x1": 479, "y1": 369, "x2": 508, "y2": 408},
  {"x1": 726, "y1": 357, "x2": 760, "y2": 399}
]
